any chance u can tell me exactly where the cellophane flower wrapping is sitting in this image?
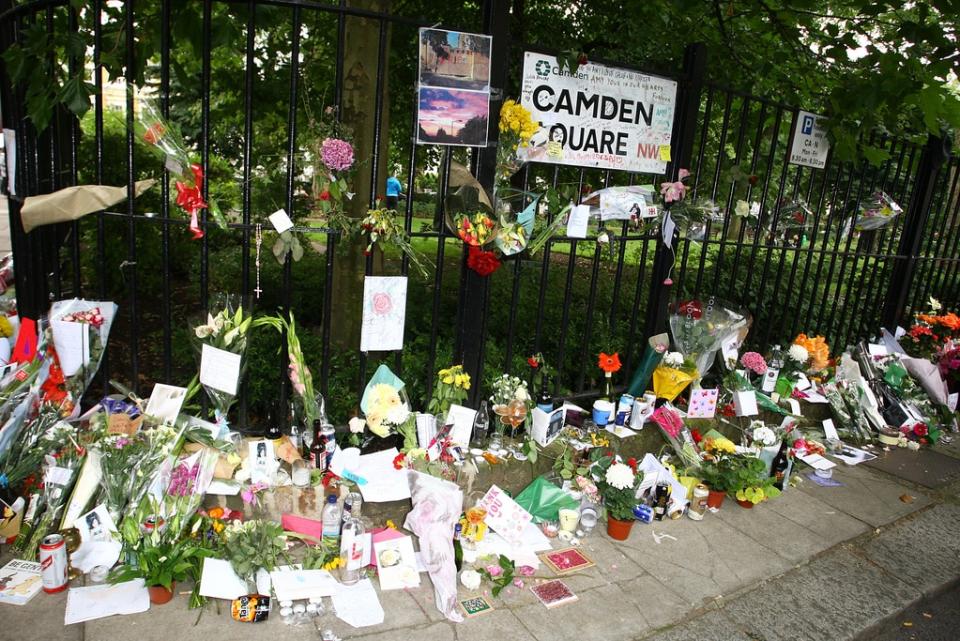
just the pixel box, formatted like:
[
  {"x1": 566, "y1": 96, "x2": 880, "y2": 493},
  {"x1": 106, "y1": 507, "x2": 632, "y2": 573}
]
[
  {"x1": 403, "y1": 470, "x2": 464, "y2": 623},
  {"x1": 854, "y1": 191, "x2": 902, "y2": 231},
  {"x1": 649, "y1": 404, "x2": 701, "y2": 470},
  {"x1": 669, "y1": 298, "x2": 751, "y2": 381},
  {"x1": 17, "y1": 438, "x2": 85, "y2": 559},
  {"x1": 161, "y1": 448, "x2": 218, "y2": 536},
  {"x1": 0, "y1": 404, "x2": 64, "y2": 490},
  {"x1": 190, "y1": 295, "x2": 256, "y2": 426},
  {"x1": 49, "y1": 298, "x2": 117, "y2": 397},
  {"x1": 360, "y1": 364, "x2": 412, "y2": 439}
]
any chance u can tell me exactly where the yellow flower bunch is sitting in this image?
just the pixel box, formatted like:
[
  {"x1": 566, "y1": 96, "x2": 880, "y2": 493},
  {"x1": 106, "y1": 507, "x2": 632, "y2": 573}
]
[
  {"x1": 439, "y1": 365, "x2": 471, "y2": 390},
  {"x1": 499, "y1": 99, "x2": 538, "y2": 146},
  {"x1": 704, "y1": 437, "x2": 736, "y2": 455},
  {"x1": 0, "y1": 316, "x2": 12, "y2": 338},
  {"x1": 323, "y1": 557, "x2": 342, "y2": 571}
]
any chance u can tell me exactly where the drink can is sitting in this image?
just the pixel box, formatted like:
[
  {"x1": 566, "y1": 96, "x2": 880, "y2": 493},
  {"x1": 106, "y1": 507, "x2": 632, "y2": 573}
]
[
  {"x1": 632, "y1": 504, "x2": 654, "y2": 523},
  {"x1": 688, "y1": 484, "x2": 709, "y2": 521},
  {"x1": 615, "y1": 394, "x2": 634, "y2": 426},
  {"x1": 321, "y1": 423, "x2": 336, "y2": 470},
  {"x1": 39, "y1": 533, "x2": 68, "y2": 593}
]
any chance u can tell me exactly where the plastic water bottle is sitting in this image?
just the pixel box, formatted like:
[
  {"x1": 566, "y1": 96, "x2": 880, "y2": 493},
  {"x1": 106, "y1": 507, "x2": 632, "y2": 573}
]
[{"x1": 321, "y1": 495, "x2": 341, "y2": 546}]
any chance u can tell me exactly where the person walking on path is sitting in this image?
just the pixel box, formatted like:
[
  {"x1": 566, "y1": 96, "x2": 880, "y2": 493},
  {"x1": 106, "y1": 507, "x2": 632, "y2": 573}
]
[{"x1": 386, "y1": 172, "x2": 404, "y2": 210}]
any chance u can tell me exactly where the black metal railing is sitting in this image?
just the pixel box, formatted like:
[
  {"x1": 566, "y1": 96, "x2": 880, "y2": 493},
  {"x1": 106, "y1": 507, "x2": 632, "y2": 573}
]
[{"x1": 0, "y1": 0, "x2": 955, "y2": 430}]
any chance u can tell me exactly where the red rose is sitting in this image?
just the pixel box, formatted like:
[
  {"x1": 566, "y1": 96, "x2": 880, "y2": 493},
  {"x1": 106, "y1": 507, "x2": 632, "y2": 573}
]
[
  {"x1": 914, "y1": 423, "x2": 928, "y2": 437},
  {"x1": 577, "y1": 53, "x2": 588, "y2": 65},
  {"x1": 392, "y1": 453, "x2": 406, "y2": 470},
  {"x1": 466, "y1": 246, "x2": 501, "y2": 277},
  {"x1": 527, "y1": 357, "x2": 539, "y2": 368},
  {"x1": 691, "y1": 429, "x2": 702, "y2": 444},
  {"x1": 676, "y1": 300, "x2": 702, "y2": 319},
  {"x1": 319, "y1": 190, "x2": 331, "y2": 201},
  {"x1": 627, "y1": 457, "x2": 637, "y2": 471},
  {"x1": 372, "y1": 292, "x2": 393, "y2": 316}
]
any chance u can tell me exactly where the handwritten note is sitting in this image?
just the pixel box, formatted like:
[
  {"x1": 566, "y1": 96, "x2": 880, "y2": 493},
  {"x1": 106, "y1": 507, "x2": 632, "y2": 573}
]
[
  {"x1": 360, "y1": 276, "x2": 408, "y2": 352},
  {"x1": 199, "y1": 344, "x2": 242, "y2": 395},
  {"x1": 268, "y1": 208, "x2": 294, "y2": 233},
  {"x1": 566, "y1": 204, "x2": 590, "y2": 238}
]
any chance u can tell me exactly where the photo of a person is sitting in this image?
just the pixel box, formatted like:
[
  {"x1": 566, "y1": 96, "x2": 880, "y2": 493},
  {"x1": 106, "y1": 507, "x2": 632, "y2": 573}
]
[
  {"x1": 256, "y1": 442, "x2": 267, "y2": 467},
  {"x1": 85, "y1": 512, "x2": 106, "y2": 542},
  {"x1": 546, "y1": 124, "x2": 566, "y2": 160},
  {"x1": 77, "y1": 505, "x2": 117, "y2": 543}
]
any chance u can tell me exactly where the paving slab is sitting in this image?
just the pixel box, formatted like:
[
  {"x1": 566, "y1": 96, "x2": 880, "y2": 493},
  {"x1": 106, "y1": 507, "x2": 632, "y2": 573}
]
[
  {"x1": 511, "y1": 582, "x2": 649, "y2": 641},
  {"x1": 620, "y1": 574, "x2": 698, "y2": 631},
  {"x1": 3, "y1": 585, "x2": 82, "y2": 641},
  {"x1": 350, "y1": 621, "x2": 453, "y2": 641},
  {"x1": 713, "y1": 489, "x2": 859, "y2": 564},
  {"x1": 614, "y1": 509, "x2": 793, "y2": 607},
  {"x1": 861, "y1": 503, "x2": 960, "y2": 597},
  {"x1": 762, "y1": 485, "x2": 870, "y2": 545},
  {"x1": 638, "y1": 611, "x2": 753, "y2": 641},
  {"x1": 794, "y1": 460, "x2": 930, "y2": 528},
  {"x1": 723, "y1": 548, "x2": 919, "y2": 641},
  {"x1": 455, "y1": 608, "x2": 530, "y2": 641},
  {"x1": 864, "y1": 447, "x2": 960, "y2": 488}
]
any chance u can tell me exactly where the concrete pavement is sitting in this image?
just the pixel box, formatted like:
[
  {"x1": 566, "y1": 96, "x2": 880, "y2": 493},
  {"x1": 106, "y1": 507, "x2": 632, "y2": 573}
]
[{"x1": 5, "y1": 441, "x2": 960, "y2": 641}]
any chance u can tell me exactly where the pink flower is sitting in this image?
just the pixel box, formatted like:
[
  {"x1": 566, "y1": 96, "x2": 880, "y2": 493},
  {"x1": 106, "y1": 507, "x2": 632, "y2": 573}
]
[
  {"x1": 517, "y1": 565, "x2": 535, "y2": 576},
  {"x1": 740, "y1": 352, "x2": 768, "y2": 375},
  {"x1": 372, "y1": 292, "x2": 393, "y2": 316},
  {"x1": 485, "y1": 564, "x2": 503, "y2": 577},
  {"x1": 320, "y1": 137, "x2": 354, "y2": 172},
  {"x1": 660, "y1": 180, "x2": 686, "y2": 203},
  {"x1": 678, "y1": 168, "x2": 691, "y2": 180},
  {"x1": 513, "y1": 578, "x2": 525, "y2": 588}
]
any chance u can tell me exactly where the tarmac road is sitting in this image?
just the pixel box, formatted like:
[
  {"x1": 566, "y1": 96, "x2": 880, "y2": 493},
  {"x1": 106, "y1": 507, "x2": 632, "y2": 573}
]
[{"x1": 866, "y1": 582, "x2": 960, "y2": 641}]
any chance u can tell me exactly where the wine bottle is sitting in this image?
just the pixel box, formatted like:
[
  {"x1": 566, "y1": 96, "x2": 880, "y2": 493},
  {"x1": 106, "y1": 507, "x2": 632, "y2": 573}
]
[
  {"x1": 453, "y1": 523, "x2": 463, "y2": 572},
  {"x1": 770, "y1": 441, "x2": 790, "y2": 490},
  {"x1": 310, "y1": 419, "x2": 324, "y2": 469}
]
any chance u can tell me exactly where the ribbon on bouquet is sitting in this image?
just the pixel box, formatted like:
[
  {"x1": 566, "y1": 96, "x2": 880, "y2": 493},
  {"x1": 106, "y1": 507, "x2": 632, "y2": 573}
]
[
  {"x1": 175, "y1": 163, "x2": 208, "y2": 240},
  {"x1": 213, "y1": 409, "x2": 231, "y2": 440}
]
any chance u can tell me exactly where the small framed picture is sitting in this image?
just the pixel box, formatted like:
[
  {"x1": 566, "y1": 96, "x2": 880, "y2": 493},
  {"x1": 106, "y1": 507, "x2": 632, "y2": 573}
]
[
  {"x1": 77, "y1": 504, "x2": 117, "y2": 543},
  {"x1": 539, "y1": 547, "x2": 595, "y2": 575},
  {"x1": 248, "y1": 439, "x2": 276, "y2": 485},
  {"x1": 460, "y1": 596, "x2": 494, "y2": 617}
]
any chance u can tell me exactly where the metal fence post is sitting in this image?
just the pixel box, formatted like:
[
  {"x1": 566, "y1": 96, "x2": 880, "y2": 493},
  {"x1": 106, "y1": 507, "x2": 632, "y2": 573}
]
[
  {"x1": 642, "y1": 42, "x2": 706, "y2": 341},
  {"x1": 454, "y1": 0, "x2": 511, "y2": 403},
  {"x1": 882, "y1": 134, "x2": 951, "y2": 330}
]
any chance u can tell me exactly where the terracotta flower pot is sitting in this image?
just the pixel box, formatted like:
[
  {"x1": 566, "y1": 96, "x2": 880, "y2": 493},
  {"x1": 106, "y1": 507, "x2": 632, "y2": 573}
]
[
  {"x1": 148, "y1": 582, "x2": 175, "y2": 605},
  {"x1": 606, "y1": 516, "x2": 634, "y2": 541},
  {"x1": 706, "y1": 489, "x2": 726, "y2": 509},
  {"x1": 736, "y1": 498, "x2": 754, "y2": 509}
]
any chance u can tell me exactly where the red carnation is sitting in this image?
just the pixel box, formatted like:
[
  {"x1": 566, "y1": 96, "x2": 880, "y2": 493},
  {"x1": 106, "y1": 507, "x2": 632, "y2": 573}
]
[
  {"x1": 466, "y1": 246, "x2": 501, "y2": 277},
  {"x1": 527, "y1": 356, "x2": 539, "y2": 368},
  {"x1": 676, "y1": 299, "x2": 703, "y2": 319},
  {"x1": 691, "y1": 429, "x2": 702, "y2": 444},
  {"x1": 913, "y1": 423, "x2": 929, "y2": 437},
  {"x1": 319, "y1": 190, "x2": 331, "y2": 201}
]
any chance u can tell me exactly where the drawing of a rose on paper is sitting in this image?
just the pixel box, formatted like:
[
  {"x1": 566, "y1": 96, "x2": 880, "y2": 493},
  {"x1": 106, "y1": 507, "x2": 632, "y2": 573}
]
[{"x1": 361, "y1": 276, "x2": 408, "y2": 352}]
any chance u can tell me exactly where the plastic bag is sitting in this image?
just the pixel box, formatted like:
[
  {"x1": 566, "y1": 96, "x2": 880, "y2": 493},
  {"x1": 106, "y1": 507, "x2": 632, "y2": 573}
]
[
  {"x1": 514, "y1": 476, "x2": 579, "y2": 524},
  {"x1": 625, "y1": 333, "x2": 668, "y2": 397},
  {"x1": 49, "y1": 298, "x2": 118, "y2": 398}
]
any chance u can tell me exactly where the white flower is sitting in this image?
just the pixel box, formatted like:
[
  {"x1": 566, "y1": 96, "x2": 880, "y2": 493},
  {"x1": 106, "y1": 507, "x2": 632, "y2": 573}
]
[
  {"x1": 604, "y1": 462, "x2": 636, "y2": 490},
  {"x1": 195, "y1": 325, "x2": 213, "y2": 339},
  {"x1": 663, "y1": 351, "x2": 684, "y2": 368},
  {"x1": 515, "y1": 386, "x2": 529, "y2": 402},
  {"x1": 348, "y1": 417, "x2": 366, "y2": 434},
  {"x1": 788, "y1": 344, "x2": 809, "y2": 364},
  {"x1": 385, "y1": 403, "x2": 410, "y2": 426},
  {"x1": 597, "y1": 231, "x2": 610, "y2": 245},
  {"x1": 734, "y1": 200, "x2": 749, "y2": 218},
  {"x1": 906, "y1": 440, "x2": 920, "y2": 451},
  {"x1": 752, "y1": 426, "x2": 777, "y2": 446},
  {"x1": 460, "y1": 569, "x2": 481, "y2": 590},
  {"x1": 929, "y1": 296, "x2": 942, "y2": 312}
]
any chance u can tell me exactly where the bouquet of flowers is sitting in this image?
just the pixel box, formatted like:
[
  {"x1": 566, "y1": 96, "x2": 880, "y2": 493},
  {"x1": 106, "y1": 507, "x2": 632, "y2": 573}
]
[
  {"x1": 17, "y1": 436, "x2": 86, "y2": 559},
  {"x1": 792, "y1": 333, "x2": 831, "y2": 373},
  {"x1": 359, "y1": 208, "x2": 432, "y2": 278},
  {"x1": 136, "y1": 97, "x2": 226, "y2": 238},
  {"x1": 497, "y1": 99, "x2": 540, "y2": 182},
  {"x1": 191, "y1": 296, "x2": 270, "y2": 428},
  {"x1": 426, "y1": 364, "x2": 471, "y2": 418},
  {"x1": 161, "y1": 448, "x2": 218, "y2": 536},
  {"x1": 649, "y1": 403, "x2": 701, "y2": 469},
  {"x1": 309, "y1": 105, "x2": 356, "y2": 227},
  {"x1": 223, "y1": 519, "x2": 291, "y2": 590},
  {"x1": 489, "y1": 373, "x2": 530, "y2": 407},
  {"x1": 651, "y1": 351, "x2": 697, "y2": 401},
  {"x1": 261, "y1": 312, "x2": 324, "y2": 427},
  {"x1": 49, "y1": 298, "x2": 117, "y2": 402},
  {"x1": 359, "y1": 364, "x2": 414, "y2": 444},
  {"x1": 0, "y1": 405, "x2": 68, "y2": 492},
  {"x1": 668, "y1": 298, "x2": 751, "y2": 380},
  {"x1": 853, "y1": 191, "x2": 902, "y2": 231},
  {"x1": 98, "y1": 424, "x2": 183, "y2": 522}
]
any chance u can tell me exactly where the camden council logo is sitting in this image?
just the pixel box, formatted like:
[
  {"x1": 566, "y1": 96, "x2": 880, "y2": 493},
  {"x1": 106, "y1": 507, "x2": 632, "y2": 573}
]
[{"x1": 535, "y1": 59, "x2": 551, "y2": 77}]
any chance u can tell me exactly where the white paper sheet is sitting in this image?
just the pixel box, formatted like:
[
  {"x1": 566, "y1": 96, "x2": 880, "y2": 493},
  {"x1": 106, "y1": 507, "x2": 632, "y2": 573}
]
[
  {"x1": 64, "y1": 580, "x2": 150, "y2": 625},
  {"x1": 50, "y1": 319, "x2": 90, "y2": 378},
  {"x1": 144, "y1": 383, "x2": 187, "y2": 423},
  {"x1": 198, "y1": 558, "x2": 249, "y2": 600},
  {"x1": 199, "y1": 344, "x2": 242, "y2": 396},
  {"x1": 798, "y1": 453, "x2": 836, "y2": 471},
  {"x1": 331, "y1": 579, "x2": 384, "y2": 628},
  {"x1": 270, "y1": 567, "x2": 340, "y2": 601},
  {"x1": 206, "y1": 479, "x2": 241, "y2": 495},
  {"x1": 822, "y1": 419, "x2": 840, "y2": 441},
  {"x1": 360, "y1": 276, "x2": 408, "y2": 352},
  {"x1": 444, "y1": 404, "x2": 476, "y2": 447},
  {"x1": 355, "y1": 448, "x2": 411, "y2": 502},
  {"x1": 416, "y1": 413, "x2": 437, "y2": 449},
  {"x1": 268, "y1": 208, "x2": 294, "y2": 233},
  {"x1": 3, "y1": 129, "x2": 16, "y2": 196},
  {"x1": 566, "y1": 204, "x2": 590, "y2": 238},
  {"x1": 71, "y1": 540, "x2": 122, "y2": 573}
]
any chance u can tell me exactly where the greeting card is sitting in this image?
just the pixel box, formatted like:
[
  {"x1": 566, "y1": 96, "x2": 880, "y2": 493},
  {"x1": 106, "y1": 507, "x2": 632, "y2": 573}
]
[
  {"x1": 478, "y1": 484, "x2": 533, "y2": 547},
  {"x1": 686, "y1": 388, "x2": 719, "y2": 419}
]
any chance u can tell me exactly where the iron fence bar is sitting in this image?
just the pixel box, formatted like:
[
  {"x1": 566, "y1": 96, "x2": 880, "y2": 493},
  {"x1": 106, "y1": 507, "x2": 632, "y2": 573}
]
[
  {"x1": 929, "y1": 163, "x2": 960, "y2": 305},
  {"x1": 241, "y1": 1, "x2": 255, "y2": 302},
  {"x1": 92, "y1": 0, "x2": 108, "y2": 396},
  {"x1": 160, "y1": 0, "x2": 173, "y2": 383},
  {"x1": 776, "y1": 164, "x2": 820, "y2": 341},
  {"x1": 690, "y1": 85, "x2": 715, "y2": 296},
  {"x1": 503, "y1": 162, "x2": 531, "y2": 373},
  {"x1": 819, "y1": 159, "x2": 862, "y2": 337},
  {"x1": 811, "y1": 161, "x2": 855, "y2": 334},
  {"x1": 425, "y1": 152, "x2": 452, "y2": 393},
  {"x1": 200, "y1": 0, "x2": 212, "y2": 318},
  {"x1": 623, "y1": 235, "x2": 652, "y2": 377},
  {"x1": 44, "y1": 7, "x2": 62, "y2": 301},
  {"x1": 704, "y1": 89, "x2": 735, "y2": 295},
  {"x1": 883, "y1": 136, "x2": 951, "y2": 329},
  {"x1": 909, "y1": 162, "x2": 955, "y2": 313},
  {"x1": 67, "y1": 5, "x2": 80, "y2": 298},
  {"x1": 124, "y1": 0, "x2": 140, "y2": 393},
  {"x1": 575, "y1": 244, "x2": 602, "y2": 394}
]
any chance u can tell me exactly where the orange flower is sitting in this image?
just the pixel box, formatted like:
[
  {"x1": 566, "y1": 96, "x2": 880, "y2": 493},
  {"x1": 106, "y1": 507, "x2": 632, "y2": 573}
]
[
  {"x1": 916, "y1": 313, "x2": 938, "y2": 325},
  {"x1": 938, "y1": 313, "x2": 960, "y2": 331},
  {"x1": 793, "y1": 334, "x2": 830, "y2": 371},
  {"x1": 598, "y1": 352, "x2": 622, "y2": 374},
  {"x1": 207, "y1": 507, "x2": 225, "y2": 520}
]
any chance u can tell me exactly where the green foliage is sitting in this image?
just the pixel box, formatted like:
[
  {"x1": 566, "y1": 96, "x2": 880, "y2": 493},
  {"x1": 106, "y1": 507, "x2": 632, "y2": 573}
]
[
  {"x1": 477, "y1": 554, "x2": 517, "y2": 597},
  {"x1": 222, "y1": 519, "x2": 289, "y2": 583}
]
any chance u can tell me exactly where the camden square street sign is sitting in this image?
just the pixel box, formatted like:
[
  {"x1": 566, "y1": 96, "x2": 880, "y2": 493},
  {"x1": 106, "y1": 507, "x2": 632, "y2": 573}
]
[
  {"x1": 789, "y1": 110, "x2": 830, "y2": 169},
  {"x1": 518, "y1": 52, "x2": 678, "y2": 174}
]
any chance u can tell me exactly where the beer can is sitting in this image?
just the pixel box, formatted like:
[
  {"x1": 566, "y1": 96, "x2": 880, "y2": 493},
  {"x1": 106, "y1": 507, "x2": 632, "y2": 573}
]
[
  {"x1": 615, "y1": 394, "x2": 634, "y2": 426},
  {"x1": 688, "y1": 484, "x2": 709, "y2": 521},
  {"x1": 632, "y1": 503, "x2": 654, "y2": 523},
  {"x1": 39, "y1": 533, "x2": 68, "y2": 593}
]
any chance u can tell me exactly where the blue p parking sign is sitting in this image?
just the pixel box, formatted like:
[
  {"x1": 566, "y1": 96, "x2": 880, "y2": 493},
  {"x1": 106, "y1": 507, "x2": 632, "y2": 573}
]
[{"x1": 801, "y1": 115, "x2": 815, "y2": 135}]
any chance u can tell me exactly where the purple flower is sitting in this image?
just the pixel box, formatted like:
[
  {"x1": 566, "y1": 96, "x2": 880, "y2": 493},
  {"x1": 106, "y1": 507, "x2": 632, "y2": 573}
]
[
  {"x1": 660, "y1": 180, "x2": 686, "y2": 203},
  {"x1": 320, "y1": 138, "x2": 354, "y2": 172},
  {"x1": 115, "y1": 438, "x2": 130, "y2": 449}
]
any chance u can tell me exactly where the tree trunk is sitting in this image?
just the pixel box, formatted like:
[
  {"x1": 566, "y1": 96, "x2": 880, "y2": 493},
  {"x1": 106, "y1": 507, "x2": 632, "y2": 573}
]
[{"x1": 331, "y1": 0, "x2": 391, "y2": 349}]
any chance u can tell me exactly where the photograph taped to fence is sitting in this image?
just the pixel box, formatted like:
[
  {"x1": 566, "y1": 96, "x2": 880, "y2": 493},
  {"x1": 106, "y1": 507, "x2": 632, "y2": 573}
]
[
  {"x1": 418, "y1": 28, "x2": 491, "y2": 91},
  {"x1": 416, "y1": 87, "x2": 490, "y2": 147},
  {"x1": 518, "y1": 51, "x2": 677, "y2": 173}
]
